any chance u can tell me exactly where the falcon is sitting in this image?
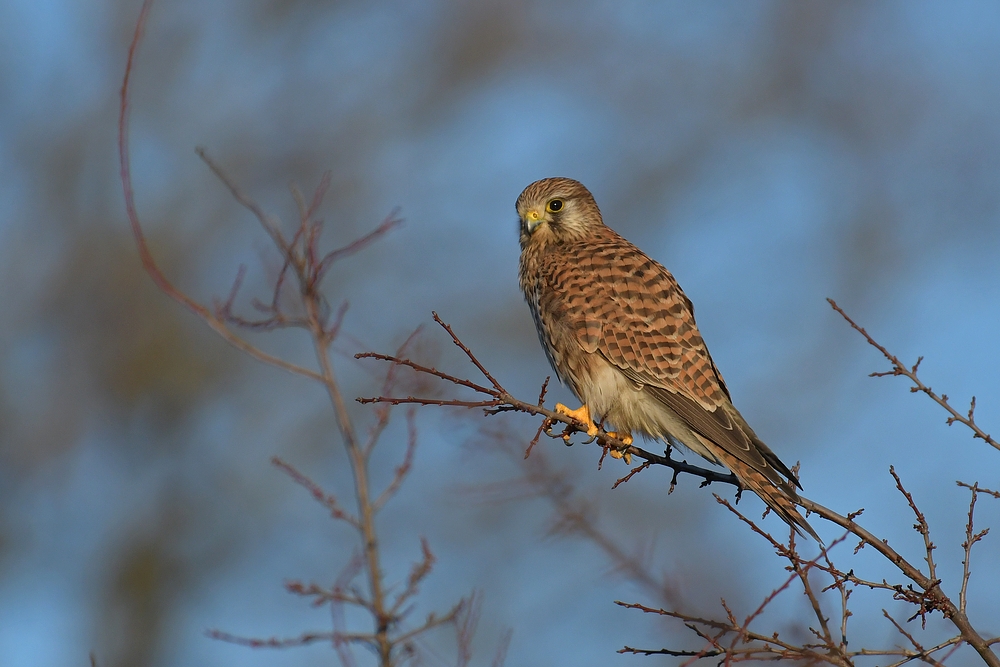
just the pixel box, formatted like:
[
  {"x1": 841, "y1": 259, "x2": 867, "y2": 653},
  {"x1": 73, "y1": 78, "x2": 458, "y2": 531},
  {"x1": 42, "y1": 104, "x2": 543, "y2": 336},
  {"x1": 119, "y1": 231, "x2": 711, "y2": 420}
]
[{"x1": 517, "y1": 177, "x2": 818, "y2": 540}]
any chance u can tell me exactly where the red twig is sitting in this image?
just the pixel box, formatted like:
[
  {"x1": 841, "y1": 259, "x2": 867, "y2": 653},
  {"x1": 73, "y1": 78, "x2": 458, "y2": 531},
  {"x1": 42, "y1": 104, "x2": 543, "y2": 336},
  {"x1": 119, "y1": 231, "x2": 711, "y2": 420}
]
[
  {"x1": 120, "y1": 21, "x2": 327, "y2": 381},
  {"x1": 389, "y1": 538, "x2": 436, "y2": 615},
  {"x1": 373, "y1": 410, "x2": 418, "y2": 512},
  {"x1": 355, "y1": 352, "x2": 499, "y2": 397},
  {"x1": 207, "y1": 629, "x2": 374, "y2": 648},
  {"x1": 271, "y1": 457, "x2": 360, "y2": 528},
  {"x1": 315, "y1": 209, "x2": 403, "y2": 284},
  {"x1": 612, "y1": 461, "x2": 651, "y2": 489},
  {"x1": 432, "y1": 312, "x2": 504, "y2": 392}
]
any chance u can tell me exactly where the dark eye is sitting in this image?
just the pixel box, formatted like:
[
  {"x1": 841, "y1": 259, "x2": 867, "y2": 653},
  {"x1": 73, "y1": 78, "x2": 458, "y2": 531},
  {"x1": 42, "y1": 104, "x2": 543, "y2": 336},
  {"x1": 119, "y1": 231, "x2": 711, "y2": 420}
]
[{"x1": 546, "y1": 199, "x2": 563, "y2": 213}]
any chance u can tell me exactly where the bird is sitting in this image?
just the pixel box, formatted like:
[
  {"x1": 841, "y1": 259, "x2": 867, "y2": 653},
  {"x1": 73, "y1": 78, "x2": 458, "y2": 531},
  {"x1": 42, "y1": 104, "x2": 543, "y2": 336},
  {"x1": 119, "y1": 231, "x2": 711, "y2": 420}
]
[{"x1": 516, "y1": 176, "x2": 819, "y2": 541}]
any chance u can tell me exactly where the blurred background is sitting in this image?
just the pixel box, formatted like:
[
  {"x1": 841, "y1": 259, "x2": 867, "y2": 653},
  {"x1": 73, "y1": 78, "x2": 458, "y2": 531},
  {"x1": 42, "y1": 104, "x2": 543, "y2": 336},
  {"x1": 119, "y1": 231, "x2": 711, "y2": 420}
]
[{"x1": 2, "y1": 1, "x2": 1000, "y2": 665}]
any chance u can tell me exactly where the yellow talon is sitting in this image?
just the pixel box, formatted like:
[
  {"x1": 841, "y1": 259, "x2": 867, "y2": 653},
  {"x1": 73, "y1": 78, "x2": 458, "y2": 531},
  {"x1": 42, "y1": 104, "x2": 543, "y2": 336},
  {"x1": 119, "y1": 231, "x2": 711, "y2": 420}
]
[
  {"x1": 606, "y1": 431, "x2": 633, "y2": 446},
  {"x1": 555, "y1": 403, "x2": 599, "y2": 437},
  {"x1": 606, "y1": 431, "x2": 633, "y2": 464},
  {"x1": 554, "y1": 404, "x2": 633, "y2": 463}
]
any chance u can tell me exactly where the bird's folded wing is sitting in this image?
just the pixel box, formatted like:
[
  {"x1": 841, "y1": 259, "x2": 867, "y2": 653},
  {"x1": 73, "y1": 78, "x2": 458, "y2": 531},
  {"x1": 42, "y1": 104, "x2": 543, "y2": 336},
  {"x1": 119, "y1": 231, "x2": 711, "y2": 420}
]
[{"x1": 562, "y1": 242, "x2": 781, "y2": 480}]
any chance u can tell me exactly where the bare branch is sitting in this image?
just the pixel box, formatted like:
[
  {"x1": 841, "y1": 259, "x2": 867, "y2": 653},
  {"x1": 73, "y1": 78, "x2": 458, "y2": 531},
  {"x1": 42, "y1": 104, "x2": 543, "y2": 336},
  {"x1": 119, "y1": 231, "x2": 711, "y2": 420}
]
[
  {"x1": 491, "y1": 628, "x2": 513, "y2": 667},
  {"x1": 355, "y1": 352, "x2": 500, "y2": 397},
  {"x1": 454, "y1": 593, "x2": 480, "y2": 667},
  {"x1": 958, "y1": 481, "x2": 1000, "y2": 499},
  {"x1": 432, "y1": 312, "x2": 504, "y2": 392},
  {"x1": 315, "y1": 209, "x2": 403, "y2": 284},
  {"x1": 889, "y1": 466, "x2": 938, "y2": 612},
  {"x1": 392, "y1": 598, "x2": 466, "y2": 647},
  {"x1": 285, "y1": 579, "x2": 368, "y2": 609},
  {"x1": 612, "y1": 461, "x2": 651, "y2": 489},
  {"x1": 389, "y1": 538, "x2": 436, "y2": 616},
  {"x1": 207, "y1": 629, "x2": 376, "y2": 649},
  {"x1": 959, "y1": 483, "x2": 989, "y2": 614},
  {"x1": 272, "y1": 457, "x2": 360, "y2": 528},
  {"x1": 373, "y1": 410, "x2": 418, "y2": 512},
  {"x1": 828, "y1": 299, "x2": 999, "y2": 452},
  {"x1": 196, "y1": 147, "x2": 290, "y2": 256},
  {"x1": 618, "y1": 645, "x2": 721, "y2": 658},
  {"x1": 119, "y1": 14, "x2": 326, "y2": 383},
  {"x1": 880, "y1": 609, "x2": 947, "y2": 667},
  {"x1": 799, "y1": 494, "x2": 998, "y2": 666}
]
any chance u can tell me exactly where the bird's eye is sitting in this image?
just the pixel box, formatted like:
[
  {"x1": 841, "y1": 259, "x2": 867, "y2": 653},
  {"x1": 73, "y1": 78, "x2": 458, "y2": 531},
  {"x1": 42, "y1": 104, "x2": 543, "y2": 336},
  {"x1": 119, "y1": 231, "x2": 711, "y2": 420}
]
[{"x1": 546, "y1": 199, "x2": 564, "y2": 213}]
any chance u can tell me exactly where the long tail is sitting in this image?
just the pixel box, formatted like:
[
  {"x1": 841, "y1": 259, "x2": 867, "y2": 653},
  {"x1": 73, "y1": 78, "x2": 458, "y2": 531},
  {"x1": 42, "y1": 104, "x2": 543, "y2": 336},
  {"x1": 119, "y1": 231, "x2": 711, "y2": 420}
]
[{"x1": 717, "y1": 451, "x2": 821, "y2": 543}]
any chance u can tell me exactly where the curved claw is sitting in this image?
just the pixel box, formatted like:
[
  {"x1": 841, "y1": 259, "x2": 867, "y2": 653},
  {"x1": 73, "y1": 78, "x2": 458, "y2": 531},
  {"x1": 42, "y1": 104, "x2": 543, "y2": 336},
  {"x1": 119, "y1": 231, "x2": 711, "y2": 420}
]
[{"x1": 542, "y1": 420, "x2": 576, "y2": 446}]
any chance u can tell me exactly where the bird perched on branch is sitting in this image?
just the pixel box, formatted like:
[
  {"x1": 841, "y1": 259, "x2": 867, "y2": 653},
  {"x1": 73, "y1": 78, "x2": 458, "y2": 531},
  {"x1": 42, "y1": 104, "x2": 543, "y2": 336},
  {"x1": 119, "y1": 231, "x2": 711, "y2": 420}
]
[{"x1": 516, "y1": 177, "x2": 818, "y2": 540}]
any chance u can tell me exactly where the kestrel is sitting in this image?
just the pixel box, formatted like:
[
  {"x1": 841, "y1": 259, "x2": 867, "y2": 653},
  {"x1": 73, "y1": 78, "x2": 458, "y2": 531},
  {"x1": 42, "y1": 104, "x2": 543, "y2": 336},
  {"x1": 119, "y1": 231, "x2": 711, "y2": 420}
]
[{"x1": 517, "y1": 177, "x2": 818, "y2": 540}]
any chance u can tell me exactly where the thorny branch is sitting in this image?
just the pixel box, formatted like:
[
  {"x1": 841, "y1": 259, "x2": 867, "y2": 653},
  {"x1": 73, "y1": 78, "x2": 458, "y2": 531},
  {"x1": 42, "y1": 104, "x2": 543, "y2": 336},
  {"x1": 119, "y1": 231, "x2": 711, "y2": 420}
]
[
  {"x1": 356, "y1": 304, "x2": 998, "y2": 666},
  {"x1": 614, "y1": 511, "x2": 984, "y2": 667},
  {"x1": 827, "y1": 298, "x2": 999, "y2": 453}
]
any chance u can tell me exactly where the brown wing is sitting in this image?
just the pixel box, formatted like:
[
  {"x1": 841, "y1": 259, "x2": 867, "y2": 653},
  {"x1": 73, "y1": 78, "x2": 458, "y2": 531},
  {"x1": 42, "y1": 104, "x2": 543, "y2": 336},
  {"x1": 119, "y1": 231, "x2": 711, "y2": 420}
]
[{"x1": 557, "y1": 228, "x2": 798, "y2": 486}]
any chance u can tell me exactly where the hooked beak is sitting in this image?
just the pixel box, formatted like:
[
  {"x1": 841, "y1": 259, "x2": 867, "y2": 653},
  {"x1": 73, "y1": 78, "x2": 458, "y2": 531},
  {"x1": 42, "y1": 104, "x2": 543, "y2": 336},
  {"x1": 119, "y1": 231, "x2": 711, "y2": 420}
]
[{"x1": 523, "y1": 208, "x2": 543, "y2": 234}]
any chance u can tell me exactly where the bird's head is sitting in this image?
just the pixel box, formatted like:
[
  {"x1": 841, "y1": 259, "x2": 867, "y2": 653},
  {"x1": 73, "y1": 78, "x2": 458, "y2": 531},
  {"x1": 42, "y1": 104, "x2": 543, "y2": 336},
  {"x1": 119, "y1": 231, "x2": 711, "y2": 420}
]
[{"x1": 516, "y1": 177, "x2": 603, "y2": 247}]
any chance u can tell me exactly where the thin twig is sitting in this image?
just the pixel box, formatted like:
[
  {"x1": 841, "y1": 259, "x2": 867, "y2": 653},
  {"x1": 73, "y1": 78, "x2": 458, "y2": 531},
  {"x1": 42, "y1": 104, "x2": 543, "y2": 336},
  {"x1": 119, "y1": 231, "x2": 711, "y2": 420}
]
[
  {"x1": 119, "y1": 11, "x2": 326, "y2": 383},
  {"x1": 889, "y1": 466, "x2": 938, "y2": 604},
  {"x1": 389, "y1": 538, "x2": 436, "y2": 615},
  {"x1": 207, "y1": 629, "x2": 376, "y2": 648},
  {"x1": 432, "y1": 312, "x2": 504, "y2": 392},
  {"x1": 355, "y1": 352, "x2": 499, "y2": 397},
  {"x1": 958, "y1": 481, "x2": 1000, "y2": 499},
  {"x1": 491, "y1": 628, "x2": 513, "y2": 667},
  {"x1": 880, "y1": 609, "x2": 946, "y2": 667},
  {"x1": 364, "y1": 327, "x2": 423, "y2": 459},
  {"x1": 272, "y1": 457, "x2": 360, "y2": 528},
  {"x1": 197, "y1": 147, "x2": 290, "y2": 257},
  {"x1": 959, "y1": 483, "x2": 989, "y2": 614},
  {"x1": 315, "y1": 209, "x2": 403, "y2": 284},
  {"x1": 829, "y1": 299, "x2": 999, "y2": 452},
  {"x1": 799, "y1": 494, "x2": 998, "y2": 667}
]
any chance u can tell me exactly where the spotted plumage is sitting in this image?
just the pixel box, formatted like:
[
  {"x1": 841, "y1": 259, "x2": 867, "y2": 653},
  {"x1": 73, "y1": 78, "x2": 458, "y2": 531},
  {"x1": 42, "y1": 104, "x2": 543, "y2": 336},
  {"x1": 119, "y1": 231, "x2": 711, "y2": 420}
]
[{"x1": 516, "y1": 177, "x2": 818, "y2": 541}]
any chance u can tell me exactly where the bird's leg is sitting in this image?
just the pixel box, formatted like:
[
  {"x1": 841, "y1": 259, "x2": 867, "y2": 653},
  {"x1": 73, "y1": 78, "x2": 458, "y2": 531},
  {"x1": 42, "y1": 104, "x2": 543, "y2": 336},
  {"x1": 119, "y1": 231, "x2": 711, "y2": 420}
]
[
  {"x1": 604, "y1": 430, "x2": 633, "y2": 464},
  {"x1": 554, "y1": 404, "x2": 632, "y2": 462},
  {"x1": 554, "y1": 403, "x2": 599, "y2": 441}
]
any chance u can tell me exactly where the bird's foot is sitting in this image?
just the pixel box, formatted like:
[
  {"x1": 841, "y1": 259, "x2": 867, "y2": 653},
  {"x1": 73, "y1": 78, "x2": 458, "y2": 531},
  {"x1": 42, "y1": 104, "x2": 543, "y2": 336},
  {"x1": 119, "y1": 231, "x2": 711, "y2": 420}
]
[
  {"x1": 554, "y1": 403, "x2": 599, "y2": 442},
  {"x1": 604, "y1": 431, "x2": 633, "y2": 464}
]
